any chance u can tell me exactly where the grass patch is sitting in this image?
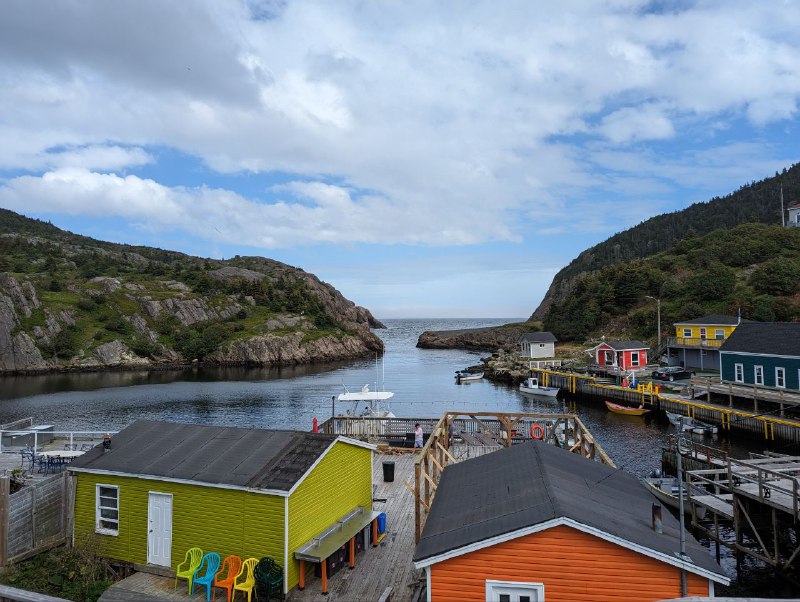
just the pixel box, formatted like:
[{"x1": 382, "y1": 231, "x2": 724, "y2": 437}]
[
  {"x1": 39, "y1": 290, "x2": 80, "y2": 305},
  {"x1": 0, "y1": 540, "x2": 116, "y2": 602}
]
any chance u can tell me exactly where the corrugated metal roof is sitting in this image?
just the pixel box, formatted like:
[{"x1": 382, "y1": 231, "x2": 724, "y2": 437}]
[
  {"x1": 720, "y1": 322, "x2": 800, "y2": 356},
  {"x1": 413, "y1": 442, "x2": 725, "y2": 580},
  {"x1": 69, "y1": 420, "x2": 337, "y2": 491}
]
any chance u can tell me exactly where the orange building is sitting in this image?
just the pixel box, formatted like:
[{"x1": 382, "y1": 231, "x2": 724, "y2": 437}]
[{"x1": 413, "y1": 442, "x2": 729, "y2": 602}]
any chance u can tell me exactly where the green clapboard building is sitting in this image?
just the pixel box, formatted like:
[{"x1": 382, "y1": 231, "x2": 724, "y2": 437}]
[
  {"x1": 68, "y1": 420, "x2": 375, "y2": 595},
  {"x1": 720, "y1": 322, "x2": 800, "y2": 391}
]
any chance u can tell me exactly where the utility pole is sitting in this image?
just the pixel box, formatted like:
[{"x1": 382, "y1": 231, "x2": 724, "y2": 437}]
[
  {"x1": 781, "y1": 183, "x2": 785, "y2": 227},
  {"x1": 646, "y1": 296, "x2": 661, "y2": 350}
]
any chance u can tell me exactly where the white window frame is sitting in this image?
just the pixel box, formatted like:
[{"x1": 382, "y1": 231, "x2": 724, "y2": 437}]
[
  {"x1": 754, "y1": 365, "x2": 764, "y2": 386},
  {"x1": 96, "y1": 484, "x2": 119, "y2": 536},
  {"x1": 682, "y1": 328, "x2": 692, "y2": 338},
  {"x1": 486, "y1": 579, "x2": 544, "y2": 602},
  {"x1": 699, "y1": 327, "x2": 707, "y2": 339},
  {"x1": 776, "y1": 367, "x2": 786, "y2": 389},
  {"x1": 715, "y1": 329, "x2": 725, "y2": 339},
  {"x1": 630, "y1": 351, "x2": 640, "y2": 367},
  {"x1": 734, "y1": 363, "x2": 744, "y2": 383}
]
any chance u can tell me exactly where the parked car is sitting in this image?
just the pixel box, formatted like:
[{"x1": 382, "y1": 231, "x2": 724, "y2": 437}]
[{"x1": 651, "y1": 366, "x2": 695, "y2": 381}]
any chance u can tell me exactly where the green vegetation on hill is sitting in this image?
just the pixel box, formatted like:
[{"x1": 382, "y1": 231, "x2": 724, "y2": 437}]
[
  {"x1": 532, "y1": 162, "x2": 800, "y2": 319},
  {"x1": 543, "y1": 223, "x2": 800, "y2": 342},
  {"x1": 0, "y1": 209, "x2": 382, "y2": 371}
]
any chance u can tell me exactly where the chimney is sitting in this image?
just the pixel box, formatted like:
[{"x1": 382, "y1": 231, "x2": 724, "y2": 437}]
[{"x1": 652, "y1": 503, "x2": 663, "y2": 534}]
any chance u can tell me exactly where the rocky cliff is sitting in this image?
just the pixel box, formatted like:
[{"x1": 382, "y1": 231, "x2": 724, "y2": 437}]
[{"x1": 0, "y1": 209, "x2": 384, "y2": 373}]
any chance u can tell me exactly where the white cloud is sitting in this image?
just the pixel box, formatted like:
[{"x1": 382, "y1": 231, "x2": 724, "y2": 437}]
[{"x1": 0, "y1": 0, "x2": 798, "y2": 250}]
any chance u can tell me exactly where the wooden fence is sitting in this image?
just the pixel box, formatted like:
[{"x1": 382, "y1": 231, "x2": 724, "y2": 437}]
[{"x1": 0, "y1": 473, "x2": 73, "y2": 566}]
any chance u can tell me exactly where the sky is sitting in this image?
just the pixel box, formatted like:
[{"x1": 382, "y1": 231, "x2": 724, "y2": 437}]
[{"x1": 1, "y1": 1, "x2": 799, "y2": 319}]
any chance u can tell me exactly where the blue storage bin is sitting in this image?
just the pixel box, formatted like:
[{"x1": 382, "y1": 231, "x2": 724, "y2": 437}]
[{"x1": 377, "y1": 512, "x2": 387, "y2": 535}]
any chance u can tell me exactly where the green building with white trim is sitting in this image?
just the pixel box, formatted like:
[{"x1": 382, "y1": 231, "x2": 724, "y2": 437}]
[
  {"x1": 719, "y1": 322, "x2": 800, "y2": 391},
  {"x1": 68, "y1": 420, "x2": 375, "y2": 595}
]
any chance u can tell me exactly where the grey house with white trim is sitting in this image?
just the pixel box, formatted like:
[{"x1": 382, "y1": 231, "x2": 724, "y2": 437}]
[{"x1": 519, "y1": 332, "x2": 557, "y2": 359}]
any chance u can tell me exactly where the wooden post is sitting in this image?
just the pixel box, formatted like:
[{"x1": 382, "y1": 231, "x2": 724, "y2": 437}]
[
  {"x1": 423, "y1": 455, "x2": 430, "y2": 509},
  {"x1": 321, "y1": 557, "x2": 328, "y2": 595},
  {"x1": 728, "y1": 383, "x2": 733, "y2": 407},
  {"x1": 372, "y1": 517, "x2": 379, "y2": 547},
  {"x1": 64, "y1": 473, "x2": 75, "y2": 549},
  {"x1": 414, "y1": 462, "x2": 421, "y2": 544},
  {"x1": 299, "y1": 560, "x2": 305, "y2": 590},
  {"x1": 349, "y1": 536, "x2": 355, "y2": 569},
  {"x1": 0, "y1": 476, "x2": 8, "y2": 567}
]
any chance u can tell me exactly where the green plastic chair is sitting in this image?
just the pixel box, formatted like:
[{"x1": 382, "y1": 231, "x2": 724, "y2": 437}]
[{"x1": 175, "y1": 547, "x2": 203, "y2": 595}]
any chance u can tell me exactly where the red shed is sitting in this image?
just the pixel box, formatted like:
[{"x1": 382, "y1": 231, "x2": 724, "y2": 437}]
[{"x1": 595, "y1": 340, "x2": 649, "y2": 371}]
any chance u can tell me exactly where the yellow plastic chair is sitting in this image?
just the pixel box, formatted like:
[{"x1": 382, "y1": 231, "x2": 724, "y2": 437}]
[
  {"x1": 175, "y1": 547, "x2": 204, "y2": 595},
  {"x1": 233, "y1": 557, "x2": 258, "y2": 602}
]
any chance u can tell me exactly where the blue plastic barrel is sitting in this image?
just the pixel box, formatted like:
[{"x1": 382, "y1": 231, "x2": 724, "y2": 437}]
[{"x1": 377, "y1": 512, "x2": 387, "y2": 535}]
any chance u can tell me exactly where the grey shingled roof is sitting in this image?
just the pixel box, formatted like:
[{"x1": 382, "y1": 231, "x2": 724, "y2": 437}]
[
  {"x1": 68, "y1": 420, "x2": 338, "y2": 491},
  {"x1": 519, "y1": 332, "x2": 557, "y2": 343},
  {"x1": 720, "y1": 322, "x2": 800, "y2": 357},
  {"x1": 604, "y1": 340, "x2": 649, "y2": 351},
  {"x1": 413, "y1": 442, "x2": 726, "y2": 581},
  {"x1": 674, "y1": 315, "x2": 741, "y2": 326}
]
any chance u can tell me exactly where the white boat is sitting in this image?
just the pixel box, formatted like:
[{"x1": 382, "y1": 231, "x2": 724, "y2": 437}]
[
  {"x1": 665, "y1": 411, "x2": 718, "y2": 435},
  {"x1": 519, "y1": 377, "x2": 559, "y2": 397},
  {"x1": 643, "y1": 476, "x2": 708, "y2": 520},
  {"x1": 455, "y1": 371, "x2": 483, "y2": 383},
  {"x1": 338, "y1": 384, "x2": 395, "y2": 418}
]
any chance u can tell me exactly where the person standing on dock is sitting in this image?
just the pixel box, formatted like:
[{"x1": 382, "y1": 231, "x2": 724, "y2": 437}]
[{"x1": 414, "y1": 423, "x2": 424, "y2": 448}]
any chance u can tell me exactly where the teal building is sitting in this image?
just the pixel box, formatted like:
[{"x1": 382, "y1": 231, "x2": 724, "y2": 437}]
[{"x1": 719, "y1": 323, "x2": 800, "y2": 391}]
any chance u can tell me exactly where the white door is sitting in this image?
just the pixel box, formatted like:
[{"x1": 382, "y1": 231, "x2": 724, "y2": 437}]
[{"x1": 148, "y1": 492, "x2": 173, "y2": 567}]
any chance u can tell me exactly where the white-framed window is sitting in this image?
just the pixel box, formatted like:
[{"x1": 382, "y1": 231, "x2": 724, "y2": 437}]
[
  {"x1": 776, "y1": 367, "x2": 786, "y2": 389},
  {"x1": 630, "y1": 352, "x2": 640, "y2": 367},
  {"x1": 486, "y1": 580, "x2": 544, "y2": 602},
  {"x1": 96, "y1": 484, "x2": 119, "y2": 535},
  {"x1": 734, "y1": 363, "x2": 744, "y2": 383},
  {"x1": 754, "y1": 365, "x2": 764, "y2": 386},
  {"x1": 539, "y1": 343, "x2": 545, "y2": 348},
  {"x1": 682, "y1": 328, "x2": 692, "y2": 338},
  {"x1": 715, "y1": 329, "x2": 725, "y2": 339},
  {"x1": 699, "y1": 327, "x2": 707, "y2": 339}
]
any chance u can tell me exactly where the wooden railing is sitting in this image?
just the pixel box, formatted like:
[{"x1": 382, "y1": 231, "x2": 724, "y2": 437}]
[{"x1": 669, "y1": 336, "x2": 724, "y2": 348}]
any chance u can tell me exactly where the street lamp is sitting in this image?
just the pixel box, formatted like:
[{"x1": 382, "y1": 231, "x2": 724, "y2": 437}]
[{"x1": 646, "y1": 295, "x2": 661, "y2": 349}]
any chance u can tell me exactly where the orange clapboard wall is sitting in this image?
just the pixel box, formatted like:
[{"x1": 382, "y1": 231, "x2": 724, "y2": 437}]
[{"x1": 430, "y1": 524, "x2": 708, "y2": 602}]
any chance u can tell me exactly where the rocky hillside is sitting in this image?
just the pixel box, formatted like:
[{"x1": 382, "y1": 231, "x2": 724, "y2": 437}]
[
  {"x1": 531, "y1": 162, "x2": 800, "y2": 319},
  {"x1": 0, "y1": 209, "x2": 384, "y2": 373},
  {"x1": 417, "y1": 321, "x2": 536, "y2": 351}
]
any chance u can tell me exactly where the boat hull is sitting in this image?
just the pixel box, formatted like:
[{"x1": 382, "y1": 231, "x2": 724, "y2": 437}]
[
  {"x1": 644, "y1": 478, "x2": 708, "y2": 520},
  {"x1": 519, "y1": 385, "x2": 559, "y2": 397},
  {"x1": 605, "y1": 400, "x2": 649, "y2": 416}
]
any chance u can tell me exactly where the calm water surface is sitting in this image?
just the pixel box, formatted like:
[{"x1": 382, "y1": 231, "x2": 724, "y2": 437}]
[{"x1": 0, "y1": 318, "x2": 772, "y2": 475}]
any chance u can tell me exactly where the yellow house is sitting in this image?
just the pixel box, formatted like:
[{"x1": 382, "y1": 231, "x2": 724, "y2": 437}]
[
  {"x1": 68, "y1": 420, "x2": 377, "y2": 596},
  {"x1": 667, "y1": 315, "x2": 741, "y2": 371}
]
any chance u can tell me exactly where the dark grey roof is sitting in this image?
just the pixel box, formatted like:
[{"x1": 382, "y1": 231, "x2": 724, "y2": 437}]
[
  {"x1": 720, "y1": 322, "x2": 800, "y2": 357},
  {"x1": 69, "y1": 420, "x2": 338, "y2": 491},
  {"x1": 674, "y1": 315, "x2": 741, "y2": 326},
  {"x1": 519, "y1": 332, "x2": 557, "y2": 343},
  {"x1": 603, "y1": 340, "x2": 649, "y2": 351},
  {"x1": 413, "y1": 442, "x2": 725, "y2": 580}
]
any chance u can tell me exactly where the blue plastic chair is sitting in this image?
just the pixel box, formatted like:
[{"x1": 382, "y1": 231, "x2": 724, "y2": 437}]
[{"x1": 192, "y1": 552, "x2": 221, "y2": 600}]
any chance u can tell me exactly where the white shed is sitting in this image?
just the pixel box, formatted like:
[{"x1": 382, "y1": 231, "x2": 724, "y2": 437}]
[{"x1": 519, "y1": 332, "x2": 557, "y2": 359}]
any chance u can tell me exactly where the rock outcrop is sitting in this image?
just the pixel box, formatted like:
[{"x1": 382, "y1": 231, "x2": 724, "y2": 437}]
[
  {"x1": 417, "y1": 322, "x2": 533, "y2": 352},
  {"x1": 0, "y1": 208, "x2": 385, "y2": 373}
]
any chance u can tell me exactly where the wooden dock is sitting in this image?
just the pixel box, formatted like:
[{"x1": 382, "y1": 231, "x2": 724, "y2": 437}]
[{"x1": 686, "y1": 454, "x2": 800, "y2": 568}]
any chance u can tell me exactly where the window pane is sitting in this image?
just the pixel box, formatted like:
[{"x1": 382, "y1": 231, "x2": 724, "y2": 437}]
[
  {"x1": 99, "y1": 487, "x2": 117, "y2": 499},
  {"x1": 499, "y1": 596, "x2": 511, "y2": 602},
  {"x1": 99, "y1": 520, "x2": 118, "y2": 530},
  {"x1": 100, "y1": 509, "x2": 119, "y2": 520},
  {"x1": 520, "y1": 597, "x2": 531, "y2": 602}
]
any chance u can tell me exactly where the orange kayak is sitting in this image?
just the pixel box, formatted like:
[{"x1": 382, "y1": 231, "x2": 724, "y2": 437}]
[{"x1": 605, "y1": 400, "x2": 650, "y2": 416}]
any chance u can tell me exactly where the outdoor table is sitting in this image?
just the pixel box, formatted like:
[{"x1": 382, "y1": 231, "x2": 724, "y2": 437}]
[{"x1": 38, "y1": 450, "x2": 84, "y2": 459}]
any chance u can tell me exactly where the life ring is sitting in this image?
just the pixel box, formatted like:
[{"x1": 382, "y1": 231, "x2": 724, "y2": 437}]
[{"x1": 530, "y1": 423, "x2": 544, "y2": 440}]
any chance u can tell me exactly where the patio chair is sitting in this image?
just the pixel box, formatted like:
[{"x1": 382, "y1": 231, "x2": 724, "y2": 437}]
[
  {"x1": 192, "y1": 552, "x2": 221, "y2": 601},
  {"x1": 255, "y1": 556, "x2": 284, "y2": 600},
  {"x1": 19, "y1": 447, "x2": 34, "y2": 469},
  {"x1": 233, "y1": 558, "x2": 258, "y2": 602},
  {"x1": 175, "y1": 547, "x2": 203, "y2": 595},
  {"x1": 214, "y1": 555, "x2": 242, "y2": 602}
]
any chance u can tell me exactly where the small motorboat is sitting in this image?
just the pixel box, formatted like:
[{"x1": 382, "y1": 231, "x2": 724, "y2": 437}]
[
  {"x1": 338, "y1": 384, "x2": 395, "y2": 418},
  {"x1": 519, "y1": 377, "x2": 559, "y2": 397},
  {"x1": 643, "y1": 476, "x2": 708, "y2": 520},
  {"x1": 665, "y1": 411, "x2": 718, "y2": 435},
  {"x1": 605, "y1": 400, "x2": 650, "y2": 416},
  {"x1": 455, "y1": 371, "x2": 483, "y2": 383}
]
